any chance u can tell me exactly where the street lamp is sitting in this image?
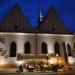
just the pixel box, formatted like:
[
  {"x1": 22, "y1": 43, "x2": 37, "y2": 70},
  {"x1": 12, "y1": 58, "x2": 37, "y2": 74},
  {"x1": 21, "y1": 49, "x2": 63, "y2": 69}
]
[
  {"x1": 35, "y1": 30, "x2": 38, "y2": 66},
  {"x1": 56, "y1": 53, "x2": 59, "y2": 71},
  {"x1": 56, "y1": 54, "x2": 59, "y2": 65},
  {"x1": 46, "y1": 55, "x2": 49, "y2": 65}
]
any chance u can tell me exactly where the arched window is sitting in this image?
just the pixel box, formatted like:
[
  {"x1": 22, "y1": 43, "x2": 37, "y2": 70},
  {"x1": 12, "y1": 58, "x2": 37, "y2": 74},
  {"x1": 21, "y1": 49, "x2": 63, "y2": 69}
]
[
  {"x1": 62, "y1": 42, "x2": 68, "y2": 63},
  {"x1": 67, "y1": 44, "x2": 72, "y2": 56},
  {"x1": 54, "y1": 42, "x2": 60, "y2": 56},
  {"x1": 24, "y1": 42, "x2": 30, "y2": 54},
  {"x1": 41, "y1": 42, "x2": 48, "y2": 54},
  {"x1": 73, "y1": 43, "x2": 75, "y2": 50},
  {"x1": 10, "y1": 41, "x2": 17, "y2": 57}
]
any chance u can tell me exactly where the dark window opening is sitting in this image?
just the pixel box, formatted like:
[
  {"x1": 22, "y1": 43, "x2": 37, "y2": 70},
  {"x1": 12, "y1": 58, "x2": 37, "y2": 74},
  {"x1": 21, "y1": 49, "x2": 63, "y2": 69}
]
[
  {"x1": 73, "y1": 43, "x2": 75, "y2": 50},
  {"x1": 10, "y1": 41, "x2": 17, "y2": 57},
  {"x1": 14, "y1": 25, "x2": 18, "y2": 29},
  {"x1": 67, "y1": 44, "x2": 72, "y2": 56},
  {"x1": 52, "y1": 27, "x2": 55, "y2": 31},
  {"x1": 54, "y1": 42, "x2": 60, "y2": 56},
  {"x1": 42, "y1": 42, "x2": 48, "y2": 54},
  {"x1": 24, "y1": 42, "x2": 30, "y2": 54}
]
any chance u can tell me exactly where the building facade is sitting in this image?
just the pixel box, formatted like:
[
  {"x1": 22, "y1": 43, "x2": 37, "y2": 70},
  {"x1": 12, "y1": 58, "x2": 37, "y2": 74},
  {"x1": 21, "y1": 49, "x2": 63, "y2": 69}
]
[{"x1": 0, "y1": 4, "x2": 75, "y2": 67}]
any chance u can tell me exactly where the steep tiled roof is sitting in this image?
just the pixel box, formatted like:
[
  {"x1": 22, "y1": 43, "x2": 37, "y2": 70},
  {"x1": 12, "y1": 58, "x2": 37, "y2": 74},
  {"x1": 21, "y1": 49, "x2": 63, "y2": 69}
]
[
  {"x1": 38, "y1": 6, "x2": 71, "y2": 34},
  {"x1": 0, "y1": 4, "x2": 35, "y2": 33}
]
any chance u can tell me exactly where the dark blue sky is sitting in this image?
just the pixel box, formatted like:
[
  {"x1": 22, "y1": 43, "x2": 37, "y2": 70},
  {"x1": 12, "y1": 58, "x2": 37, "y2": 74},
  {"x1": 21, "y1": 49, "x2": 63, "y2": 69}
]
[{"x1": 0, "y1": 0, "x2": 75, "y2": 32}]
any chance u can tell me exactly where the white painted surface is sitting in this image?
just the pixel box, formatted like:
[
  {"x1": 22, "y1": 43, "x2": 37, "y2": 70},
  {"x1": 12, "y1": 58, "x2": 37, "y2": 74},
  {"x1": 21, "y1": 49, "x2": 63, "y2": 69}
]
[{"x1": 0, "y1": 33, "x2": 74, "y2": 65}]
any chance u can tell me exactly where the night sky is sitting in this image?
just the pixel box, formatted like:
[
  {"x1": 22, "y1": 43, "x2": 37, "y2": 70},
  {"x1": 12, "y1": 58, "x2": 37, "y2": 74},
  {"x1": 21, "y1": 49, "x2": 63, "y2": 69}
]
[{"x1": 0, "y1": 0, "x2": 75, "y2": 32}]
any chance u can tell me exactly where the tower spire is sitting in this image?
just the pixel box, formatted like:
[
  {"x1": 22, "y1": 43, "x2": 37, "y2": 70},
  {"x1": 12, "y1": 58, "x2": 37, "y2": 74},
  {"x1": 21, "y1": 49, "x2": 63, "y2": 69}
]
[{"x1": 40, "y1": 11, "x2": 43, "y2": 22}]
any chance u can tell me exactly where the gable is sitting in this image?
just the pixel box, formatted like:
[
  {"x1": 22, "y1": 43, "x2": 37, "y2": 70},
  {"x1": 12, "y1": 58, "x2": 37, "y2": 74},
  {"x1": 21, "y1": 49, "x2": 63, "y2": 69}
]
[
  {"x1": 0, "y1": 4, "x2": 35, "y2": 33},
  {"x1": 38, "y1": 6, "x2": 71, "y2": 34}
]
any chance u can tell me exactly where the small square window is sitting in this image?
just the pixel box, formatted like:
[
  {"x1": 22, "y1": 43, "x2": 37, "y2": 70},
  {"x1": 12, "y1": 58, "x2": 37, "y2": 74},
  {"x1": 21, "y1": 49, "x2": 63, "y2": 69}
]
[
  {"x1": 14, "y1": 25, "x2": 18, "y2": 29},
  {"x1": 52, "y1": 27, "x2": 55, "y2": 31}
]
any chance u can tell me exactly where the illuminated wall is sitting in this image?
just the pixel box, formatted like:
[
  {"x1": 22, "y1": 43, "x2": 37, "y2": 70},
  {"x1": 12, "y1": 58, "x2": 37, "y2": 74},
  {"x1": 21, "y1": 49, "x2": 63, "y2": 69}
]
[
  {"x1": 0, "y1": 33, "x2": 36, "y2": 66},
  {"x1": 37, "y1": 34, "x2": 74, "y2": 65},
  {"x1": 0, "y1": 33, "x2": 74, "y2": 65}
]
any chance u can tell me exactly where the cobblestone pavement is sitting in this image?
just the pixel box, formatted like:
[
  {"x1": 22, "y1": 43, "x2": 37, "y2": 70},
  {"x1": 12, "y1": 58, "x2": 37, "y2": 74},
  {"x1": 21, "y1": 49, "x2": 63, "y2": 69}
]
[
  {"x1": 0, "y1": 67, "x2": 75, "y2": 75},
  {"x1": 0, "y1": 68, "x2": 75, "y2": 75},
  {"x1": 0, "y1": 71, "x2": 75, "y2": 75}
]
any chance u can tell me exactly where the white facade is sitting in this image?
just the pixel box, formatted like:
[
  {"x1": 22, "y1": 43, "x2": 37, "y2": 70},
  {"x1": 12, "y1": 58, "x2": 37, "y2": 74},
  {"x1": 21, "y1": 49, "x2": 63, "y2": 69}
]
[{"x1": 0, "y1": 33, "x2": 75, "y2": 66}]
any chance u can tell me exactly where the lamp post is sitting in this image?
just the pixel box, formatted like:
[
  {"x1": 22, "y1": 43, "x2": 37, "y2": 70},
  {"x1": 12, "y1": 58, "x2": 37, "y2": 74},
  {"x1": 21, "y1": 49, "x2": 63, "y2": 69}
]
[
  {"x1": 56, "y1": 54, "x2": 59, "y2": 71},
  {"x1": 36, "y1": 30, "x2": 38, "y2": 54},
  {"x1": 46, "y1": 54, "x2": 49, "y2": 65},
  {"x1": 35, "y1": 30, "x2": 38, "y2": 66},
  {"x1": 56, "y1": 54, "x2": 58, "y2": 64}
]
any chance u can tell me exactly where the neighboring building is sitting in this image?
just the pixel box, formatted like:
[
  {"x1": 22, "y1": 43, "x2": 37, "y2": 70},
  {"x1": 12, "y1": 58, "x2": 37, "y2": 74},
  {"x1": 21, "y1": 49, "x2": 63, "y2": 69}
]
[{"x1": 0, "y1": 4, "x2": 75, "y2": 67}]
